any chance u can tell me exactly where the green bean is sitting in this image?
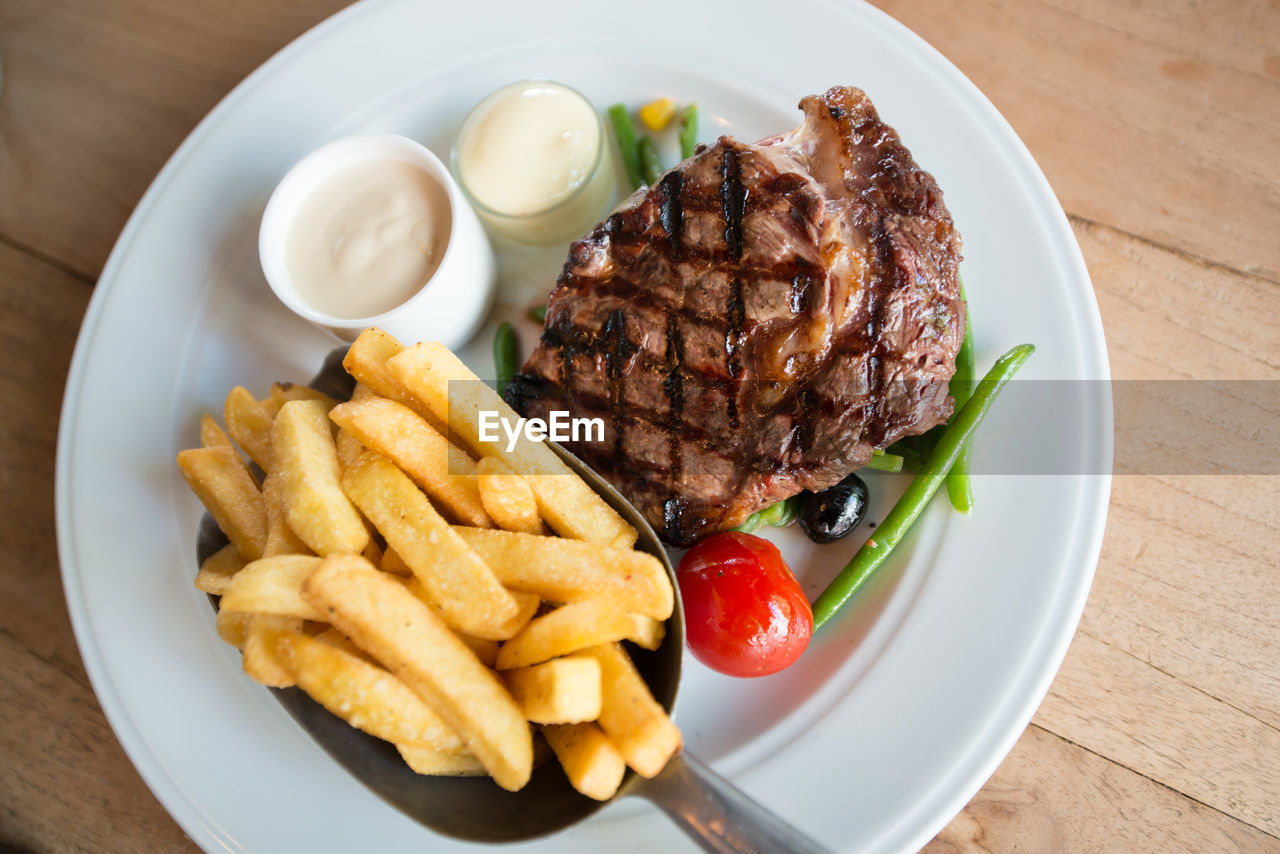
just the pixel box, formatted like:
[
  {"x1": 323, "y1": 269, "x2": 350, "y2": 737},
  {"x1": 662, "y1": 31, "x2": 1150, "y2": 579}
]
[
  {"x1": 919, "y1": 417, "x2": 950, "y2": 461},
  {"x1": 865, "y1": 450, "x2": 904, "y2": 473},
  {"x1": 811, "y1": 343, "x2": 1036, "y2": 630},
  {"x1": 754, "y1": 501, "x2": 785, "y2": 528},
  {"x1": 759, "y1": 495, "x2": 801, "y2": 527},
  {"x1": 638, "y1": 135, "x2": 663, "y2": 186},
  {"x1": 733, "y1": 495, "x2": 801, "y2": 533},
  {"x1": 947, "y1": 434, "x2": 976, "y2": 512},
  {"x1": 527, "y1": 303, "x2": 548, "y2": 324},
  {"x1": 679, "y1": 103, "x2": 699, "y2": 160},
  {"x1": 946, "y1": 282, "x2": 977, "y2": 513},
  {"x1": 608, "y1": 104, "x2": 644, "y2": 191},
  {"x1": 886, "y1": 439, "x2": 922, "y2": 471},
  {"x1": 493, "y1": 321, "x2": 519, "y2": 396},
  {"x1": 772, "y1": 495, "x2": 802, "y2": 527}
]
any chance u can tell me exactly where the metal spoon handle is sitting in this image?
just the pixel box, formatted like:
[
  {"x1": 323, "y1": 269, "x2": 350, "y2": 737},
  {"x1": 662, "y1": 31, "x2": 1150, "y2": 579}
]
[{"x1": 633, "y1": 751, "x2": 831, "y2": 854}]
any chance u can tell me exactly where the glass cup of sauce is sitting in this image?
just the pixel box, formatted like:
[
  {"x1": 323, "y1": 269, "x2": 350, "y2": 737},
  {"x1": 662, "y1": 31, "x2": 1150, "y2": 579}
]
[
  {"x1": 453, "y1": 80, "x2": 614, "y2": 246},
  {"x1": 260, "y1": 134, "x2": 496, "y2": 348}
]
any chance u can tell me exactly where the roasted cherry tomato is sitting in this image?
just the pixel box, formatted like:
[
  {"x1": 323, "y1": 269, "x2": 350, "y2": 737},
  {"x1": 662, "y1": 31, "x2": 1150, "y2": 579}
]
[{"x1": 677, "y1": 532, "x2": 813, "y2": 677}]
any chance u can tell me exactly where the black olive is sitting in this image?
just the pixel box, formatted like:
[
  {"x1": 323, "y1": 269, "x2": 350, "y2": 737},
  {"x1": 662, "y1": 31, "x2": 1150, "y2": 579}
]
[{"x1": 799, "y1": 473, "x2": 869, "y2": 544}]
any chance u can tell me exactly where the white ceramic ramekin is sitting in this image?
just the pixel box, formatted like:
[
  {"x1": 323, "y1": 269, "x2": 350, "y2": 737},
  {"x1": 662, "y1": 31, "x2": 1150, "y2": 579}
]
[{"x1": 259, "y1": 133, "x2": 496, "y2": 348}]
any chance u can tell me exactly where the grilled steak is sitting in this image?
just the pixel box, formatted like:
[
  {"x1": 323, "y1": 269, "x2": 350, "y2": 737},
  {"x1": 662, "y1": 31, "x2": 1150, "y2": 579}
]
[{"x1": 508, "y1": 86, "x2": 965, "y2": 546}]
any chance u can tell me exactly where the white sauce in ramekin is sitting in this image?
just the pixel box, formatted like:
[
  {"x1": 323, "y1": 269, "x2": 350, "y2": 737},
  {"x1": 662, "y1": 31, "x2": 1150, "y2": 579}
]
[{"x1": 285, "y1": 157, "x2": 451, "y2": 319}]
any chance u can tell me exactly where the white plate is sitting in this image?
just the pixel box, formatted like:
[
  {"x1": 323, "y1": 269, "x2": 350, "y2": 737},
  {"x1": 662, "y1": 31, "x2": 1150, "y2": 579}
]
[{"x1": 55, "y1": 0, "x2": 1112, "y2": 851}]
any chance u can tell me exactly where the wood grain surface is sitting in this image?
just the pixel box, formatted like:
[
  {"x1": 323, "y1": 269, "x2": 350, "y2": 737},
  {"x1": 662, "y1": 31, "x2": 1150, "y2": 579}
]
[{"x1": 1, "y1": 0, "x2": 1277, "y2": 851}]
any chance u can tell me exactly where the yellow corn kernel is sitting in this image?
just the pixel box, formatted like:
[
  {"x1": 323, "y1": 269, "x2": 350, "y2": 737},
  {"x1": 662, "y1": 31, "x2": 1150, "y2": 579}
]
[{"x1": 639, "y1": 97, "x2": 676, "y2": 131}]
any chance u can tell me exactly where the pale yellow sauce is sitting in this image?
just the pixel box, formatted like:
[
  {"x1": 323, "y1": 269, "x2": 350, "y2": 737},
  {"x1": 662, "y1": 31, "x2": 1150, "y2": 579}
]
[
  {"x1": 457, "y1": 82, "x2": 601, "y2": 216},
  {"x1": 286, "y1": 158, "x2": 451, "y2": 319}
]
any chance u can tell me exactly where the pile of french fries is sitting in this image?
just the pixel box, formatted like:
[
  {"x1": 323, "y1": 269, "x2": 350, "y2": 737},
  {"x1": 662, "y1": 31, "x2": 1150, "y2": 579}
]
[{"x1": 177, "y1": 328, "x2": 680, "y2": 798}]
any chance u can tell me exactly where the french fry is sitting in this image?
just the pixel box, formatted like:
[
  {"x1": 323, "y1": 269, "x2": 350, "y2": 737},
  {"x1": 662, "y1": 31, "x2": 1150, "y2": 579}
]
[
  {"x1": 583, "y1": 643, "x2": 681, "y2": 778},
  {"x1": 385, "y1": 340, "x2": 637, "y2": 548},
  {"x1": 372, "y1": 576, "x2": 499, "y2": 664},
  {"x1": 356, "y1": 579, "x2": 500, "y2": 666},
  {"x1": 379, "y1": 545, "x2": 412, "y2": 577},
  {"x1": 219, "y1": 555, "x2": 326, "y2": 621},
  {"x1": 341, "y1": 453, "x2": 518, "y2": 639},
  {"x1": 301, "y1": 555, "x2": 533, "y2": 791},
  {"x1": 223, "y1": 386, "x2": 274, "y2": 470},
  {"x1": 542, "y1": 721, "x2": 626, "y2": 801},
  {"x1": 335, "y1": 384, "x2": 375, "y2": 471},
  {"x1": 402, "y1": 593, "x2": 502, "y2": 667},
  {"x1": 625, "y1": 614, "x2": 665, "y2": 651},
  {"x1": 261, "y1": 472, "x2": 312, "y2": 557},
  {"x1": 312, "y1": 626, "x2": 371, "y2": 660},
  {"x1": 501, "y1": 655, "x2": 602, "y2": 724},
  {"x1": 242, "y1": 615, "x2": 302, "y2": 688},
  {"x1": 532, "y1": 730, "x2": 555, "y2": 769},
  {"x1": 271, "y1": 400, "x2": 369, "y2": 556},
  {"x1": 177, "y1": 446, "x2": 267, "y2": 561},
  {"x1": 342, "y1": 328, "x2": 449, "y2": 434},
  {"x1": 452, "y1": 527, "x2": 673, "y2": 619},
  {"x1": 194, "y1": 543, "x2": 245, "y2": 595},
  {"x1": 476, "y1": 457, "x2": 542, "y2": 534},
  {"x1": 271, "y1": 381, "x2": 338, "y2": 411},
  {"x1": 396, "y1": 743, "x2": 487, "y2": 777},
  {"x1": 199, "y1": 414, "x2": 236, "y2": 451},
  {"x1": 215, "y1": 606, "x2": 252, "y2": 649},
  {"x1": 496, "y1": 599, "x2": 639, "y2": 670},
  {"x1": 341, "y1": 328, "x2": 410, "y2": 396},
  {"x1": 361, "y1": 536, "x2": 384, "y2": 567},
  {"x1": 457, "y1": 634, "x2": 500, "y2": 669},
  {"x1": 403, "y1": 576, "x2": 539, "y2": 642},
  {"x1": 334, "y1": 428, "x2": 365, "y2": 471},
  {"x1": 200, "y1": 414, "x2": 259, "y2": 485},
  {"x1": 277, "y1": 630, "x2": 465, "y2": 750},
  {"x1": 329, "y1": 397, "x2": 491, "y2": 528}
]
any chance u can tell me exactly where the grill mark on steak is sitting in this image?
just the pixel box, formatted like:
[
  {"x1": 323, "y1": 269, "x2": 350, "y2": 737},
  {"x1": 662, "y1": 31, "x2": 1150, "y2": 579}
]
[
  {"x1": 663, "y1": 315, "x2": 686, "y2": 463},
  {"x1": 723, "y1": 274, "x2": 745, "y2": 440},
  {"x1": 661, "y1": 313, "x2": 689, "y2": 541},
  {"x1": 511, "y1": 86, "x2": 964, "y2": 546},
  {"x1": 562, "y1": 257, "x2": 822, "y2": 309},
  {"x1": 658, "y1": 170, "x2": 684, "y2": 253},
  {"x1": 602, "y1": 308, "x2": 632, "y2": 461},
  {"x1": 725, "y1": 276, "x2": 745, "y2": 385},
  {"x1": 720, "y1": 146, "x2": 746, "y2": 259}
]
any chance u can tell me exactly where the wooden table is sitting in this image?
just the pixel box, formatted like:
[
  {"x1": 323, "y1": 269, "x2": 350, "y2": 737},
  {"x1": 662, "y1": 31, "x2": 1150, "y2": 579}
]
[{"x1": 2, "y1": 1, "x2": 1276, "y2": 850}]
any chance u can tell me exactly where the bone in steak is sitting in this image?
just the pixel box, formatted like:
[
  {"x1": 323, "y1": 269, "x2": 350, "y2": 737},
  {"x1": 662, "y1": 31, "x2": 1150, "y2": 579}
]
[{"x1": 507, "y1": 86, "x2": 965, "y2": 547}]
